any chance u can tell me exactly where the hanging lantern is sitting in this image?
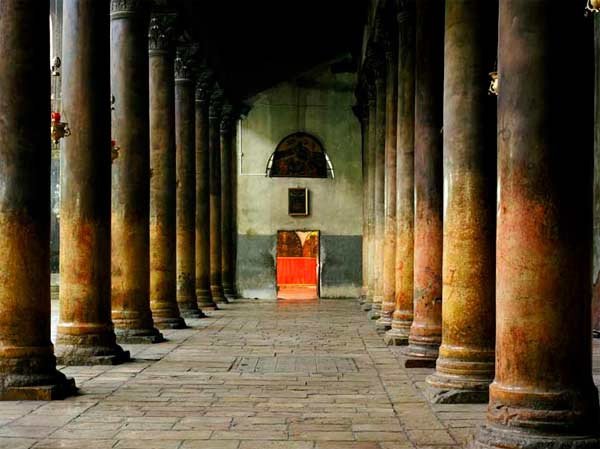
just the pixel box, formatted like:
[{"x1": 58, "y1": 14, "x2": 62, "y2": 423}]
[
  {"x1": 488, "y1": 72, "x2": 499, "y2": 97},
  {"x1": 50, "y1": 111, "x2": 71, "y2": 145},
  {"x1": 587, "y1": 0, "x2": 600, "y2": 13}
]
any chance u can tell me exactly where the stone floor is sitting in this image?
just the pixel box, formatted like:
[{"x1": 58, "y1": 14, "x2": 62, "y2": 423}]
[{"x1": 0, "y1": 298, "x2": 599, "y2": 449}]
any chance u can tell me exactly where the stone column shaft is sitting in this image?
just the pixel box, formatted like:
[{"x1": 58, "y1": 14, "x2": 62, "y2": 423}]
[
  {"x1": 209, "y1": 89, "x2": 226, "y2": 303},
  {"x1": 110, "y1": 0, "x2": 163, "y2": 344},
  {"x1": 221, "y1": 107, "x2": 236, "y2": 300},
  {"x1": 363, "y1": 88, "x2": 377, "y2": 311},
  {"x1": 405, "y1": 0, "x2": 444, "y2": 367},
  {"x1": 58, "y1": 0, "x2": 129, "y2": 365},
  {"x1": 472, "y1": 1, "x2": 600, "y2": 447},
  {"x1": 195, "y1": 77, "x2": 218, "y2": 310},
  {"x1": 379, "y1": 27, "x2": 399, "y2": 330},
  {"x1": 175, "y1": 48, "x2": 205, "y2": 319},
  {"x1": 594, "y1": 16, "x2": 600, "y2": 339},
  {"x1": 386, "y1": 5, "x2": 416, "y2": 346},
  {"x1": 0, "y1": 0, "x2": 74, "y2": 399},
  {"x1": 369, "y1": 55, "x2": 387, "y2": 320},
  {"x1": 425, "y1": 0, "x2": 496, "y2": 403},
  {"x1": 149, "y1": 13, "x2": 186, "y2": 329},
  {"x1": 354, "y1": 98, "x2": 370, "y2": 304}
]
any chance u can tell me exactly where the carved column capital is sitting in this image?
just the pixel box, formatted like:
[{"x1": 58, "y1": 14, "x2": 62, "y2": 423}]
[
  {"x1": 366, "y1": 44, "x2": 386, "y2": 82},
  {"x1": 148, "y1": 11, "x2": 177, "y2": 55},
  {"x1": 195, "y1": 68, "x2": 214, "y2": 104},
  {"x1": 209, "y1": 86, "x2": 224, "y2": 119},
  {"x1": 220, "y1": 103, "x2": 235, "y2": 134},
  {"x1": 175, "y1": 43, "x2": 199, "y2": 82},
  {"x1": 111, "y1": 0, "x2": 145, "y2": 17}
]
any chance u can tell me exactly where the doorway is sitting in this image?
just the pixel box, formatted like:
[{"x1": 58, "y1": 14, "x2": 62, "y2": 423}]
[{"x1": 276, "y1": 230, "x2": 320, "y2": 300}]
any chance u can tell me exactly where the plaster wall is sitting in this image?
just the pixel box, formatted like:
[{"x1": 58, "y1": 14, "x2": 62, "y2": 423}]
[{"x1": 236, "y1": 67, "x2": 363, "y2": 299}]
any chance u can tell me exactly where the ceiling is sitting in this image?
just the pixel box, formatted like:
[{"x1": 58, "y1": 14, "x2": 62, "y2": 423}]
[{"x1": 177, "y1": 0, "x2": 367, "y2": 102}]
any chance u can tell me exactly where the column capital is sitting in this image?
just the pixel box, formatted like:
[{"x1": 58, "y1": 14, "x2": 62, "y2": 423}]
[
  {"x1": 175, "y1": 42, "x2": 199, "y2": 82},
  {"x1": 148, "y1": 11, "x2": 177, "y2": 55},
  {"x1": 209, "y1": 86, "x2": 224, "y2": 119},
  {"x1": 220, "y1": 103, "x2": 235, "y2": 134},
  {"x1": 366, "y1": 44, "x2": 386, "y2": 82},
  {"x1": 195, "y1": 68, "x2": 214, "y2": 104},
  {"x1": 110, "y1": 0, "x2": 146, "y2": 18}
]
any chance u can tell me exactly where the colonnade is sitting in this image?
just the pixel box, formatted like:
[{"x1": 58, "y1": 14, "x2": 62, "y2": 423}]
[
  {"x1": 357, "y1": 0, "x2": 600, "y2": 447},
  {"x1": 0, "y1": 0, "x2": 238, "y2": 399}
]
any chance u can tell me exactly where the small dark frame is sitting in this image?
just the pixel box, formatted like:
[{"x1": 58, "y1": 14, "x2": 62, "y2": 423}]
[{"x1": 288, "y1": 188, "x2": 309, "y2": 216}]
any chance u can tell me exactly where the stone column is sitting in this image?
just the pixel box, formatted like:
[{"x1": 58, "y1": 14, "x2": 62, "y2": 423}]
[
  {"x1": 0, "y1": 0, "x2": 75, "y2": 399},
  {"x1": 363, "y1": 80, "x2": 377, "y2": 312},
  {"x1": 57, "y1": 0, "x2": 129, "y2": 365},
  {"x1": 425, "y1": 0, "x2": 496, "y2": 403},
  {"x1": 404, "y1": 0, "x2": 444, "y2": 367},
  {"x1": 111, "y1": 0, "x2": 163, "y2": 344},
  {"x1": 195, "y1": 72, "x2": 219, "y2": 311},
  {"x1": 594, "y1": 16, "x2": 600, "y2": 339},
  {"x1": 209, "y1": 87, "x2": 227, "y2": 303},
  {"x1": 175, "y1": 45, "x2": 205, "y2": 319},
  {"x1": 378, "y1": 19, "x2": 399, "y2": 331},
  {"x1": 149, "y1": 12, "x2": 186, "y2": 329},
  {"x1": 353, "y1": 90, "x2": 370, "y2": 304},
  {"x1": 368, "y1": 48, "x2": 387, "y2": 320},
  {"x1": 472, "y1": 1, "x2": 600, "y2": 447},
  {"x1": 221, "y1": 103, "x2": 236, "y2": 300},
  {"x1": 385, "y1": 4, "x2": 416, "y2": 347}
]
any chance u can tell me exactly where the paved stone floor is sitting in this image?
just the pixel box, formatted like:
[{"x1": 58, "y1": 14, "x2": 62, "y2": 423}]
[{"x1": 1, "y1": 298, "x2": 599, "y2": 449}]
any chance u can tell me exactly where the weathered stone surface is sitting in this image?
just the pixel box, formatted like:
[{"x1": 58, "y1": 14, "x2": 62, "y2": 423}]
[
  {"x1": 220, "y1": 104, "x2": 236, "y2": 300},
  {"x1": 0, "y1": 0, "x2": 75, "y2": 400},
  {"x1": 424, "y1": 0, "x2": 496, "y2": 403},
  {"x1": 111, "y1": 0, "x2": 164, "y2": 344},
  {"x1": 404, "y1": 0, "x2": 444, "y2": 367},
  {"x1": 149, "y1": 11, "x2": 187, "y2": 330}
]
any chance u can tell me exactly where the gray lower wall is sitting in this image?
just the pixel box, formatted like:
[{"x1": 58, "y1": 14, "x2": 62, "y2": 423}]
[{"x1": 236, "y1": 234, "x2": 362, "y2": 299}]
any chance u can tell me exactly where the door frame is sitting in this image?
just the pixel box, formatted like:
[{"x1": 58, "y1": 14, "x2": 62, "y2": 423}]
[{"x1": 276, "y1": 229, "x2": 321, "y2": 298}]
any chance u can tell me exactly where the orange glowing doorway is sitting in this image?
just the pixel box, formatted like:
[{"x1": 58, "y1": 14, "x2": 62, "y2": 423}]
[{"x1": 276, "y1": 231, "x2": 320, "y2": 300}]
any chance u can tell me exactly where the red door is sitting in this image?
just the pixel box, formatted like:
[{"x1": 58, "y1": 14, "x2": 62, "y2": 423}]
[{"x1": 276, "y1": 231, "x2": 319, "y2": 299}]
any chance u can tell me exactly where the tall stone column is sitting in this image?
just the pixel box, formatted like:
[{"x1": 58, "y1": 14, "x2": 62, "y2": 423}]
[
  {"x1": 353, "y1": 89, "x2": 370, "y2": 304},
  {"x1": 385, "y1": 4, "x2": 416, "y2": 346},
  {"x1": 0, "y1": 0, "x2": 75, "y2": 399},
  {"x1": 220, "y1": 103, "x2": 236, "y2": 300},
  {"x1": 195, "y1": 72, "x2": 218, "y2": 311},
  {"x1": 209, "y1": 87, "x2": 227, "y2": 303},
  {"x1": 149, "y1": 12, "x2": 186, "y2": 329},
  {"x1": 404, "y1": 0, "x2": 444, "y2": 367},
  {"x1": 472, "y1": 1, "x2": 600, "y2": 447},
  {"x1": 363, "y1": 80, "x2": 377, "y2": 312},
  {"x1": 425, "y1": 0, "x2": 496, "y2": 403},
  {"x1": 57, "y1": 0, "x2": 129, "y2": 365},
  {"x1": 594, "y1": 16, "x2": 600, "y2": 339},
  {"x1": 175, "y1": 45, "x2": 205, "y2": 319},
  {"x1": 379, "y1": 19, "x2": 399, "y2": 331},
  {"x1": 111, "y1": 0, "x2": 163, "y2": 344},
  {"x1": 368, "y1": 48, "x2": 387, "y2": 320}
]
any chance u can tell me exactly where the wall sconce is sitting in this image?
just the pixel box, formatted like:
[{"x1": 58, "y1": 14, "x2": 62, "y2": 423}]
[
  {"x1": 488, "y1": 72, "x2": 499, "y2": 96},
  {"x1": 111, "y1": 139, "x2": 120, "y2": 162},
  {"x1": 587, "y1": 0, "x2": 600, "y2": 13},
  {"x1": 50, "y1": 111, "x2": 71, "y2": 145}
]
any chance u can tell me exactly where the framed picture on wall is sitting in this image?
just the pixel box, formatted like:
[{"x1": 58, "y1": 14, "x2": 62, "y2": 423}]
[{"x1": 288, "y1": 188, "x2": 309, "y2": 216}]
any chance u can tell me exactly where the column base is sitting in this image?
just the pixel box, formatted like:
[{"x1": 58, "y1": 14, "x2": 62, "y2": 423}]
[
  {"x1": 384, "y1": 328, "x2": 409, "y2": 346},
  {"x1": 376, "y1": 315, "x2": 392, "y2": 331},
  {"x1": 404, "y1": 340, "x2": 439, "y2": 368},
  {"x1": 56, "y1": 345, "x2": 130, "y2": 366},
  {"x1": 179, "y1": 308, "x2": 206, "y2": 319},
  {"x1": 0, "y1": 374, "x2": 76, "y2": 401},
  {"x1": 368, "y1": 305, "x2": 381, "y2": 320},
  {"x1": 211, "y1": 286, "x2": 228, "y2": 304},
  {"x1": 115, "y1": 327, "x2": 164, "y2": 344},
  {"x1": 362, "y1": 302, "x2": 373, "y2": 311},
  {"x1": 153, "y1": 316, "x2": 187, "y2": 330},
  {"x1": 470, "y1": 424, "x2": 600, "y2": 449},
  {"x1": 424, "y1": 372, "x2": 490, "y2": 404},
  {"x1": 593, "y1": 330, "x2": 599, "y2": 338},
  {"x1": 197, "y1": 289, "x2": 219, "y2": 310}
]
